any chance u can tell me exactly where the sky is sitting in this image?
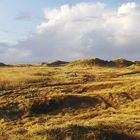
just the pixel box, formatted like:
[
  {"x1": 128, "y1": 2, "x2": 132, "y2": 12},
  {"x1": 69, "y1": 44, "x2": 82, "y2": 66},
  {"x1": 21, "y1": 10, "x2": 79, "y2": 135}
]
[{"x1": 0, "y1": 0, "x2": 140, "y2": 63}]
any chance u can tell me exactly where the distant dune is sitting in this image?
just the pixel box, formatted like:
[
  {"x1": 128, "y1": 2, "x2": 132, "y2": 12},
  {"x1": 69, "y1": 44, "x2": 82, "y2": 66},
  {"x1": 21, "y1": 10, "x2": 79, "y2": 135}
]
[
  {"x1": 68, "y1": 58, "x2": 139, "y2": 67},
  {"x1": 42, "y1": 60, "x2": 69, "y2": 67},
  {"x1": 0, "y1": 62, "x2": 7, "y2": 67},
  {"x1": 1, "y1": 58, "x2": 140, "y2": 68}
]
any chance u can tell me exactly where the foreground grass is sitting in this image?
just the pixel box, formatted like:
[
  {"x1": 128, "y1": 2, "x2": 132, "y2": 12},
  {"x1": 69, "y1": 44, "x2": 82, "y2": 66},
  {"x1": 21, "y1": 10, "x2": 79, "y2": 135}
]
[{"x1": 0, "y1": 63, "x2": 140, "y2": 140}]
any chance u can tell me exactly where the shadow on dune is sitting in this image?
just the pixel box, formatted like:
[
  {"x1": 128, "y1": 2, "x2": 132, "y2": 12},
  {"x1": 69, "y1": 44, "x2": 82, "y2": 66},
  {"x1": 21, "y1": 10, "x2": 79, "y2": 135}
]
[
  {"x1": 29, "y1": 95, "x2": 100, "y2": 115},
  {"x1": 47, "y1": 125, "x2": 139, "y2": 140}
]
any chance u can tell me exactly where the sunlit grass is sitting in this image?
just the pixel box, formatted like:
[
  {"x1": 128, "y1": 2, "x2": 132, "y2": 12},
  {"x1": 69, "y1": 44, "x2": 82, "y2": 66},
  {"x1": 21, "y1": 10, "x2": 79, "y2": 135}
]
[{"x1": 0, "y1": 62, "x2": 140, "y2": 139}]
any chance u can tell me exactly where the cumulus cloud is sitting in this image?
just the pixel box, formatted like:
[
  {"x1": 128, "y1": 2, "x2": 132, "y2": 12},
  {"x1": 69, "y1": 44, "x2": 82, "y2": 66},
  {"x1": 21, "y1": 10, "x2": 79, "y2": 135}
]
[
  {"x1": 1, "y1": 2, "x2": 140, "y2": 63},
  {"x1": 0, "y1": 43, "x2": 31, "y2": 63}
]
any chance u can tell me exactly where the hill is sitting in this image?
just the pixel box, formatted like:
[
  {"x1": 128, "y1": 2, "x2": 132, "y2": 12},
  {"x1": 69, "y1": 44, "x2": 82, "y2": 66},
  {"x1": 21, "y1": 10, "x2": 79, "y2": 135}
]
[
  {"x1": 68, "y1": 58, "x2": 109, "y2": 67},
  {"x1": 0, "y1": 62, "x2": 6, "y2": 67},
  {"x1": 0, "y1": 59, "x2": 140, "y2": 139},
  {"x1": 110, "y1": 58, "x2": 134, "y2": 67},
  {"x1": 44, "y1": 60, "x2": 69, "y2": 67},
  {"x1": 68, "y1": 58, "x2": 136, "y2": 67}
]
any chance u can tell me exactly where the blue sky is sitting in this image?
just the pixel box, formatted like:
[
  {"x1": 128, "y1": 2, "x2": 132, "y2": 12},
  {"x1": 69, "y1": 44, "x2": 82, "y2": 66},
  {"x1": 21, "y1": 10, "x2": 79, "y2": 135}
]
[
  {"x1": 0, "y1": 0, "x2": 139, "y2": 43},
  {"x1": 0, "y1": 1, "x2": 140, "y2": 63}
]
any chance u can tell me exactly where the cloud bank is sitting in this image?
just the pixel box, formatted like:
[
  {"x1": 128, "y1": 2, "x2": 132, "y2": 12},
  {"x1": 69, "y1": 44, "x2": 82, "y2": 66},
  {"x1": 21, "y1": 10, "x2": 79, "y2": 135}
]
[{"x1": 1, "y1": 2, "x2": 140, "y2": 63}]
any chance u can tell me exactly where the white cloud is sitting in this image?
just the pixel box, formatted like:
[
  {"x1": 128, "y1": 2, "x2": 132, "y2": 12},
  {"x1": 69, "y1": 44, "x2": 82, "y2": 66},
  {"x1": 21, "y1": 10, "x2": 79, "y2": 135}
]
[
  {"x1": 0, "y1": 43, "x2": 32, "y2": 63},
  {"x1": 118, "y1": 2, "x2": 138, "y2": 15},
  {"x1": 0, "y1": 2, "x2": 140, "y2": 63}
]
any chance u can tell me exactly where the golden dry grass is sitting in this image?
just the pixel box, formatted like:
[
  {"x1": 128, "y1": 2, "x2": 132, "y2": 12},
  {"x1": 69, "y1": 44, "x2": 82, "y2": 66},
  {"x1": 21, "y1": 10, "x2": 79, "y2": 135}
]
[{"x1": 0, "y1": 61, "x2": 140, "y2": 140}]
